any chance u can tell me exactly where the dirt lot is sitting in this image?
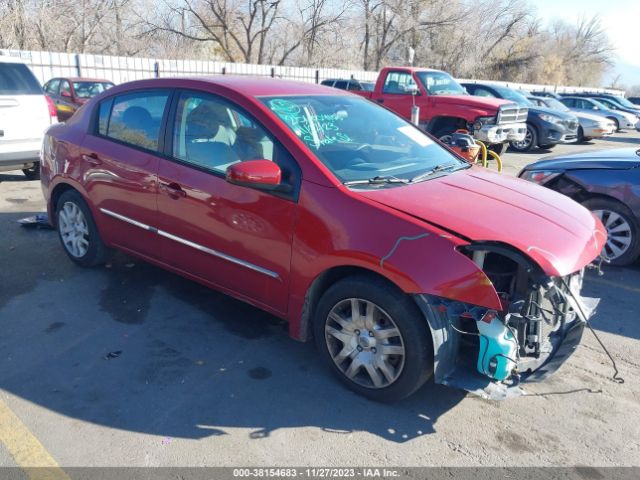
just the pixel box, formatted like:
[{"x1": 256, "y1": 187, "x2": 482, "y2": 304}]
[{"x1": 1, "y1": 132, "x2": 639, "y2": 472}]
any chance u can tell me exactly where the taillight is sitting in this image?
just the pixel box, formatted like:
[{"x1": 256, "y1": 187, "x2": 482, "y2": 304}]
[{"x1": 45, "y1": 96, "x2": 57, "y2": 121}]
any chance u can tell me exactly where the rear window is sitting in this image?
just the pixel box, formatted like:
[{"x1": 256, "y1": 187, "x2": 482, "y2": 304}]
[{"x1": 0, "y1": 62, "x2": 43, "y2": 95}]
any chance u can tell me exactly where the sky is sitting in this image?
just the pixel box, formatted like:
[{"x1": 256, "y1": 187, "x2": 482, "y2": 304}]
[{"x1": 530, "y1": 0, "x2": 640, "y2": 87}]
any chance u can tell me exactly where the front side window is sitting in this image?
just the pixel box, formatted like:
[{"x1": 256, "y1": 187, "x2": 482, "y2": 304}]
[
  {"x1": 101, "y1": 90, "x2": 169, "y2": 151},
  {"x1": 172, "y1": 92, "x2": 276, "y2": 174},
  {"x1": 60, "y1": 80, "x2": 71, "y2": 96},
  {"x1": 382, "y1": 72, "x2": 417, "y2": 95},
  {"x1": 261, "y1": 95, "x2": 467, "y2": 186},
  {"x1": 416, "y1": 71, "x2": 466, "y2": 96}
]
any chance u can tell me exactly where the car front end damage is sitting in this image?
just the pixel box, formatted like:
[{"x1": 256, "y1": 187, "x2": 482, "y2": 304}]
[
  {"x1": 414, "y1": 244, "x2": 600, "y2": 400},
  {"x1": 472, "y1": 104, "x2": 528, "y2": 144}
]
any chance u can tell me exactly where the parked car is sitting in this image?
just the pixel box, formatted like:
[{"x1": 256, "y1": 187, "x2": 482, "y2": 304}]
[
  {"x1": 530, "y1": 91, "x2": 562, "y2": 100},
  {"x1": 0, "y1": 56, "x2": 57, "y2": 179},
  {"x1": 43, "y1": 77, "x2": 114, "y2": 121},
  {"x1": 350, "y1": 67, "x2": 528, "y2": 154},
  {"x1": 519, "y1": 148, "x2": 640, "y2": 265},
  {"x1": 628, "y1": 97, "x2": 640, "y2": 106},
  {"x1": 590, "y1": 96, "x2": 640, "y2": 126},
  {"x1": 527, "y1": 95, "x2": 616, "y2": 142},
  {"x1": 41, "y1": 76, "x2": 605, "y2": 401},
  {"x1": 320, "y1": 78, "x2": 374, "y2": 92},
  {"x1": 560, "y1": 92, "x2": 640, "y2": 113},
  {"x1": 461, "y1": 82, "x2": 579, "y2": 152},
  {"x1": 559, "y1": 96, "x2": 638, "y2": 131}
]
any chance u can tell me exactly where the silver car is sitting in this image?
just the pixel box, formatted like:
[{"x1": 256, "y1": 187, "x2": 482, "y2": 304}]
[
  {"x1": 560, "y1": 96, "x2": 639, "y2": 131},
  {"x1": 528, "y1": 96, "x2": 616, "y2": 142}
]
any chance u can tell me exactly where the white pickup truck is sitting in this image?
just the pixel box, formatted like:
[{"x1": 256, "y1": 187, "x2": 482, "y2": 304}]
[{"x1": 0, "y1": 56, "x2": 58, "y2": 179}]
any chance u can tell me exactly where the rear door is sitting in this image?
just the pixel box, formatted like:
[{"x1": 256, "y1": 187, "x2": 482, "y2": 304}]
[
  {"x1": 80, "y1": 89, "x2": 171, "y2": 259},
  {"x1": 0, "y1": 62, "x2": 50, "y2": 149},
  {"x1": 155, "y1": 90, "x2": 300, "y2": 314},
  {"x1": 57, "y1": 79, "x2": 77, "y2": 120}
]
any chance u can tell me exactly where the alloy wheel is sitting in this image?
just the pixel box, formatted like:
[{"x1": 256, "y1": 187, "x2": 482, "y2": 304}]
[
  {"x1": 58, "y1": 201, "x2": 90, "y2": 258},
  {"x1": 511, "y1": 128, "x2": 533, "y2": 150},
  {"x1": 593, "y1": 209, "x2": 633, "y2": 261},
  {"x1": 325, "y1": 298, "x2": 405, "y2": 389}
]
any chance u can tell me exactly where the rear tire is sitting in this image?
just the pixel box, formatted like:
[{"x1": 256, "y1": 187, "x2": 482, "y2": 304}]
[
  {"x1": 577, "y1": 126, "x2": 585, "y2": 143},
  {"x1": 56, "y1": 190, "x2": 112, "y2": 267},
  {"x1": 607, "y1": 117, "x2": 620, "y2": 131},
  {"x1": 583, "y1": 197, "x2": 640, "y2": 266},
  {"x1": 22, "y1": 163, "x2": 40, "y2": 180},
  {"x1": 313, "y1": 275, "x2": 433, "y2": 402}
]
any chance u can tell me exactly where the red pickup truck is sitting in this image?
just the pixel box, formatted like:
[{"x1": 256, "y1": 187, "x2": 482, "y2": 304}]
[{"x1": 350, "y1": 67, "x2": 528, "y2": 152}]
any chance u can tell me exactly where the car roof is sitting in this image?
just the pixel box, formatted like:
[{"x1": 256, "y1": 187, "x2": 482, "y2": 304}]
[
  {"x1": 106, "y1": 76, "x2": 349, "y2": 98},
  {"x1": 48, "y1": 77, "x2": 114, "y2": 83}
]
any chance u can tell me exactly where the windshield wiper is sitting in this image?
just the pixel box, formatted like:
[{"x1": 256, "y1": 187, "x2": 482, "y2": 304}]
[
  {"x1": 410, "y1": 162, "x2": 467, "y2": 183},
  {"x1": 343, "y1": 175, "x2": 410, "y2": 186}
]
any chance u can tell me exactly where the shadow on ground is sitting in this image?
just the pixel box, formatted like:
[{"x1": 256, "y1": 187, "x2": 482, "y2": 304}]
[{"x1": 0, "y1": 212, "x2": 466, "y2": 444}]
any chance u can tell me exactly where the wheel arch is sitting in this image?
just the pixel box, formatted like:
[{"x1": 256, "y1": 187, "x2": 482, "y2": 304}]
[
  {"x1": 296, "y1": 265, "x2": 407, "y2": 342},
  {"x1": 50, "y1": 182, "x2": 82, "y2": 227}
]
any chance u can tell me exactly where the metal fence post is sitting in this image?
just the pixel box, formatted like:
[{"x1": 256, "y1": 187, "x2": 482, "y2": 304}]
[
  {"x1": 154, "y1": 61, "x2": 160, "y2": 78},
  {"x1": 271, "y1": 67, "x2": 275, "y2": 78},
  {"x1": 222, "y1": 67, "x2": 226, "y2": 75},
  {"x1": 315, "y1": 70, "x2": 319, "y2": 84},
  {"x1": 75, "y1": 54, "x2": 82, "y2": 77}
]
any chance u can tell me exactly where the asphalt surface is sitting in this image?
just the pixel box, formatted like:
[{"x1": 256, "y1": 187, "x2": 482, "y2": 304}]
[{"x1": 0, "y1": 131, "x2": 639, "y2": 470}]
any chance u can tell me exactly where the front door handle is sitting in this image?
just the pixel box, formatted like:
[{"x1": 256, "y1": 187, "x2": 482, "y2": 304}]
[
  {"x1": 82, "y1": 152, "x2": 101, "y2": 165},
  {"x1": 160, "y1": 182, "x2": 186, "y2": 199}
]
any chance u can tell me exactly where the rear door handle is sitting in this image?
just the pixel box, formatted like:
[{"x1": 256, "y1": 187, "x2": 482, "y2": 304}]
[
  {"x1": 82, "y1": 152, "x2": 102, "y2": 165},
  {"x1": 160, "y1": 182, "x2": 186, "y2": 199}
]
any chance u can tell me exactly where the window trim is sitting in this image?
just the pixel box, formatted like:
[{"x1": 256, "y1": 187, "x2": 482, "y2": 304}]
[
  {"x1": 89, "y1": 88, "x2": 174, "y2": 156},
  {"x1": 162, "y1": 88, "x2": 301, "y2": 202}
]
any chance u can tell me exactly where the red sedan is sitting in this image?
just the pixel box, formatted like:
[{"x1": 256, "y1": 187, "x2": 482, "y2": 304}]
[{"x1": 40, "y1": 77, "x2": 606, "y2": 401}]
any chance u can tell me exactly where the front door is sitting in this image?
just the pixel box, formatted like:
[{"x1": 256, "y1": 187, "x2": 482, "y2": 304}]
[
  {"x1": 379, "y1": 70, "x2": 419, "y2": 119},
  {"x1": 156, "y1": 90, "x2": 300, "y2": 314}
]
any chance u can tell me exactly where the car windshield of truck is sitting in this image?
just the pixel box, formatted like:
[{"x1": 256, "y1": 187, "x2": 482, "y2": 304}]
[
  {"x1": 545, "y1": 98, "x2": 570, "y2": 112},
  {"x1": 72, "y1": 81, "x2": 114, "y2": 98},
  {"x1": 415, "y1": 71, "x2": 466, "y2": 96},
  {"x1": 612, "y1": 96, "x2": 637, "y2": 109},
  {"x1": 261, "y1": 95, "x2": 468, "y2": 187},
  {"x1": 492, "y1": 86, "x2": 531, "y2": 107}
]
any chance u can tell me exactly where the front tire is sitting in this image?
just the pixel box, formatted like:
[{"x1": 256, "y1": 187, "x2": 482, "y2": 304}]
[
  {"x1": 584, "y1": 197, "x2": 640, "y2": 266},
  {"x1": 313, "y1": 275, "x2": 433, "y2": 402},
  {"x1": 56, "y1": 190, "x2": 112, "y2": 267},
  {"x1": 607, "y1": 117, "x2": 620, "y2": 131},
  {"x1": 509, "y1": 123, "x2": 537, "y2": 152}
]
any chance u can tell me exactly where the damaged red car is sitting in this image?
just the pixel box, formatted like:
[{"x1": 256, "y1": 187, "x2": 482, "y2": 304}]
[{"x1": 40, "y1": 77, "x2": 606, "y2": 401}]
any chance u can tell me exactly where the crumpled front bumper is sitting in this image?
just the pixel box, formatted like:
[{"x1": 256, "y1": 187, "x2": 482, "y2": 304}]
[
  {"x1": 414, "y1": 290, "x2": 599, "y2": 401},
  {"x1": 473, "y1": 122, "x2": 527, "y2": 144}
]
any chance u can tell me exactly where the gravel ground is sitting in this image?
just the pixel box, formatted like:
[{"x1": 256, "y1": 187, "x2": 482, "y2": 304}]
[{"x1": 0, "y1": 131, "x2": 639, "y2": 469}]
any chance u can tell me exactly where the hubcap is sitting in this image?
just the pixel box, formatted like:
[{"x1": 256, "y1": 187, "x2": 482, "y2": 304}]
[
  {"x1": 512, "y1": 129, "x2": 532, "y2": 150},
  {"x1": 58, "y1": 201, "x2": 89, "y2": 258},
  {"x1": 593, "y1": 209, "x2": 633, "y2": 260},
  {"x1": 325, "y1": 298, "x2": 405, "y2": 389}
]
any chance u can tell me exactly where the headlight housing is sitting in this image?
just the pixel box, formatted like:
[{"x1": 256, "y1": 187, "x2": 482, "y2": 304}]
[
  {"x1": 537, "y1": 113, "x2": 564, "y2": 125},
  {"x1": 519, "y1": 169, "x2": 562, "y2": 185},
  {"x1": 473, "y1": 115, "x2": 496, "y2": 130}
]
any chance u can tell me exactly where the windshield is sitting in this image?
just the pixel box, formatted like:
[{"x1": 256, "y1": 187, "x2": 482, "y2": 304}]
[
  {"x1": 493, "y1": 86, "x2": 531, "y2": 107},
  {"x1": 545, "y1": 98, "x2": 570, "y2": 112},
  {"x1": 261, "y1": 95, "x2": 467, "y2": 186},
  {"x1": 72, "y1": 81, "x2": 114, "y2": 98},
  {"x1": 612, "y1": 96, "x2": 637, "y2": 109},
  {"x1": 415, "y1": 71, "x2": 466, "y2": 96}
]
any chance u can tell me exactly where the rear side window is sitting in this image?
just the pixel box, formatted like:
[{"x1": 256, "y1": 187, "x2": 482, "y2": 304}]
[
  {"x1": 44, "y1": 79, "x2": 60, "y2": 95},
  {"x1": 0, "y1": 62, "x2": 43, "y2": 95},
  {"x1": 333, "y1": 80, "x2": 348, "y2": 90},
  {"x1": 99, "y1": 90, "x2": 169, "y2": 152}
]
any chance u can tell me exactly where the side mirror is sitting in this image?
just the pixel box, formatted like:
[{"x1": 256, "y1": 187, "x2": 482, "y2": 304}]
[
  {"x1": 61, "y1": 90, "x2": 72, "y2": 98},
  {"x1": 403, "y1": 84, "x2": 419, "y2": 95},
  {"x1": 226, "y1": 159, "x2": 291, "y2": 193}
]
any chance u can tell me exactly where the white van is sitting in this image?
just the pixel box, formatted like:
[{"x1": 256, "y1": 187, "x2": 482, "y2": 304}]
[{"x1": 0, "y1": 56, "x2": 57, "y2": 179}]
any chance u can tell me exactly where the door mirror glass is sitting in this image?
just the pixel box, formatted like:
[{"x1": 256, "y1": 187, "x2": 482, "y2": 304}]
[{"x1": 226, "y1": 159, "x2": 289, "y2": 192}]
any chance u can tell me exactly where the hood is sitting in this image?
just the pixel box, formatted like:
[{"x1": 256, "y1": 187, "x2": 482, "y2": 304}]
[
  {"x1": 524, "y1": 147, "x2": 640, "y2": 171},
  {"x1": 358, "y1": 167, "x2": 606, "y2": 277},
  {"x1": 576, "y1": 111, "x2": 613, "y2": 123},
  {"x1": 430, "y1": 94, "x2": 513, "y2": 112},
  {"x1": 528, "y1": 105, "x2": 576, "y2": 121}
]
